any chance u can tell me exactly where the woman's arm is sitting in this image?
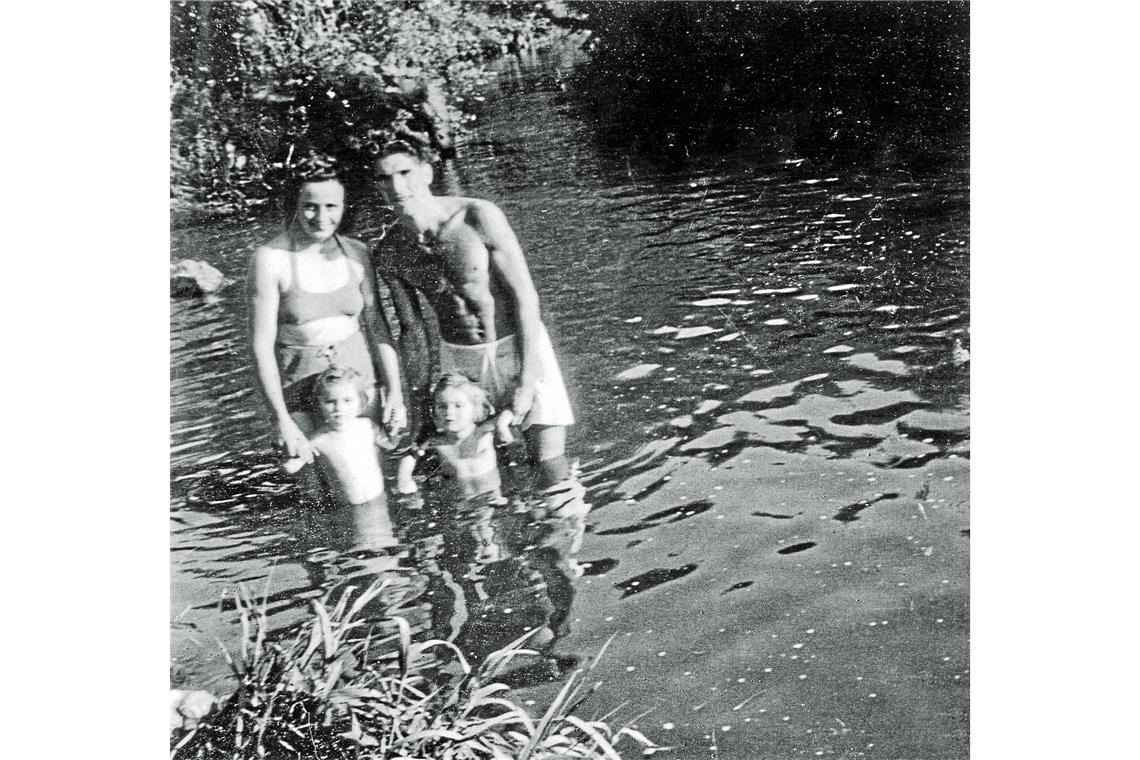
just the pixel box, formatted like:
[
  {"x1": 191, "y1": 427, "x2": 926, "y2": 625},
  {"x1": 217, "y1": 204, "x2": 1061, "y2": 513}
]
[
  {"x1": 346, "y1": 239, "x2": 407, "y2": 433},
  {"x1": 247, "y1": 246, "x2": 315, "y2": 461}
]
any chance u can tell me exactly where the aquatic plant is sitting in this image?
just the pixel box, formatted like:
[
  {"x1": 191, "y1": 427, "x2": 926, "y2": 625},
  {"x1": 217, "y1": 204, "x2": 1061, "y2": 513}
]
[{"x1": 171, "y1": 578, "x2": 660, "y2": 759}]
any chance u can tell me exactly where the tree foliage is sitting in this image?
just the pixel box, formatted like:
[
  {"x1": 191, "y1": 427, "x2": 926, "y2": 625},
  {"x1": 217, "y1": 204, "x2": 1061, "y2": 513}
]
[{"x1": 170, "y1": 1, "x2": 575, "y2": 209}]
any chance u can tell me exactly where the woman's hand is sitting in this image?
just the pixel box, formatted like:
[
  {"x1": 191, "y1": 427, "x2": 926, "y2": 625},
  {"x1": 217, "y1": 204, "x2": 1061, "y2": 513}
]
[
  {"x1": 511, "y1": 383, "x2": 538, "y2": 425},
  {"x1": 277, "y1": 416, "x2": 316, "y2": 464},
  {"x1": 382, "y1": 393, "x2": 408, "y2": 436}
]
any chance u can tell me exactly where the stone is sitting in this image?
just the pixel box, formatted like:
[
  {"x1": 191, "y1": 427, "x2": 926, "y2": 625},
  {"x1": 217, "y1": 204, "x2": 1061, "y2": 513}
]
[
  {"x1": 170, "y1": 689, "x2": 218, "y2": 732},
  {"x1": 171, "y1": 259, "x2": 227, "y2": 298}
]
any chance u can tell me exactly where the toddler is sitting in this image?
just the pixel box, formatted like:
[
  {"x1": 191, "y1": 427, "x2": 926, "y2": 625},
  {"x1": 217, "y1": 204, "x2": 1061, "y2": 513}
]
[
  {"x1": 417, "y1": 373, "x2": 515, "y2": 500},
  {"x1": 284, "y1": 366, "x2": 394, "y2": 507}
]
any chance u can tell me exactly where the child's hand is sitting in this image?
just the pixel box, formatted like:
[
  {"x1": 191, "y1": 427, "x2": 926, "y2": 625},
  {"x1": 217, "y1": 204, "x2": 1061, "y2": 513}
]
[
  {"x1": 495, "y1": 410, "x2": 515, "y2": 444},
  {"x1": 374, "y1": 425, "x2": 397, "y2": 451},
  {"x1": 282, "y1": 456, "x2": 307, "y2": 474}
]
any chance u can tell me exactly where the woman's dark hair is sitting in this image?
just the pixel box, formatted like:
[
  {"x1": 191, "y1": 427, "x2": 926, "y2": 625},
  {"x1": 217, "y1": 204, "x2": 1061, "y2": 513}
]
[{"x1": 280, "y1": 150, "x2": 355, "y2": 233}]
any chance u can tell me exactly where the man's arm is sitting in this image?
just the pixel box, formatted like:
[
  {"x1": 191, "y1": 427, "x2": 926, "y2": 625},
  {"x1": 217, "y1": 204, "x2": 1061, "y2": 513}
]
[{"x1": 473, "y1": 200, "x2": 545, "y2": 419}]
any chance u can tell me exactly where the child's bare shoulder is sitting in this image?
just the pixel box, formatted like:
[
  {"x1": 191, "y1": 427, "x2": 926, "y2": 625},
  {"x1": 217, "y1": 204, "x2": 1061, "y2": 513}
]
[{"x1": 307, "y1": 429, "x2": 335, "y2": 451}]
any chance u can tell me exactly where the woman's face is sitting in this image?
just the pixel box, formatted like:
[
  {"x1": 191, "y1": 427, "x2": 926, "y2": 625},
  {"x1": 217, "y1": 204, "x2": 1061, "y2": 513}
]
[
  {"x1": 433, "y1": 387, "x2": 479, "y2": 435},
  {"x1": 294, "y1": 180, "x2": 345, "y2": 243}
]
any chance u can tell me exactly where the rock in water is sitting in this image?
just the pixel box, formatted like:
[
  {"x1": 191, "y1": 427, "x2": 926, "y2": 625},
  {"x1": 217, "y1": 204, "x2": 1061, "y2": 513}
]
[
  {"x1": 170, "y1": 689, "x2": 218, "y2": 732},
  {"x1": 171, "y1": 259, "x2": 226, "y2": 298},
  {"x1": 951, "y1": 338, "x2": 971, "y2": 365}
]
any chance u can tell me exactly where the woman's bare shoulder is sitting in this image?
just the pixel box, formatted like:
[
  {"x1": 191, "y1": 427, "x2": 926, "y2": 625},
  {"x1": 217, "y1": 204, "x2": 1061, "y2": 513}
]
[
  {"x1": 252, "y1": 235, "x2": 292, "y2": 261},
  {"x1": 249, "y1": 238, "x2": 291, "y2": 280},
  {"x1": 338, "y1": 236, "x2": 371, "y2": 269}
]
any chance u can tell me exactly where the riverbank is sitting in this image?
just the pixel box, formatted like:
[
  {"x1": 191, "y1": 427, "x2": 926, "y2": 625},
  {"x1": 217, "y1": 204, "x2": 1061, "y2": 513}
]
[{"x1": 170, "y1": 0, "x2": 589, "y2": 213}]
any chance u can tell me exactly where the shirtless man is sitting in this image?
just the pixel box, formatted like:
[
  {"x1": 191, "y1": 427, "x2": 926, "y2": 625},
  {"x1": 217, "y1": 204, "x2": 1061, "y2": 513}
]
[{"x1": 371, "y1": 140, "x2": 574, "y2": 488}]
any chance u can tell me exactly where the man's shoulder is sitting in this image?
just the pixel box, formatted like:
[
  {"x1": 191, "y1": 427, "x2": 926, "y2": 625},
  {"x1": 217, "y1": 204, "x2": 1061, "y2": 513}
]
[
  {"x1": 434, "y1": 196, "x2": 503, "y2": 227},
  {"x1": 462, "y1": 197, "x2": 505, "y2": 224}
]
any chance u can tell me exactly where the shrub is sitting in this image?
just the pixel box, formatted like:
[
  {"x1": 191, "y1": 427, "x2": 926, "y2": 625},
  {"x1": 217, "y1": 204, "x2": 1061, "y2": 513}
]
[
  {"x1": 171, "y1": 578, "x2": 661, "y2": 759},
  {"x1": 170, "y1": 0, "x2": 578, "y2": 209}
]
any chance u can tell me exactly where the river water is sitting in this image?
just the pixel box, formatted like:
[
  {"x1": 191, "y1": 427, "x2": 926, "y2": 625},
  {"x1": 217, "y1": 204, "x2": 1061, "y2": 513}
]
[{"x1": 171, "y1": 47, "x2": 968, "y2": 759}]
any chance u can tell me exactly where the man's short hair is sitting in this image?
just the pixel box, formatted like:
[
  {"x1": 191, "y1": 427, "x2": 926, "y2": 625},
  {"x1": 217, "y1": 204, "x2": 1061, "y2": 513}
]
[{"x1": 378, "y1": 139, "x2": 431, "y2": 164}]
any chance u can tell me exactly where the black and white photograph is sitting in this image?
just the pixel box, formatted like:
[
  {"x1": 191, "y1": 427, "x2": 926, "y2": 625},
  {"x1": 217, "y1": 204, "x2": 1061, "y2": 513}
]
[{"x1": 166, "y1": 2, "x2": 974, "y2": 757}]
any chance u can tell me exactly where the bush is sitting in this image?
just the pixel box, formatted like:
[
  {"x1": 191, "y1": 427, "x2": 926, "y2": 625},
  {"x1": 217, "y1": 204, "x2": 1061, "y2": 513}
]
[
  {"x1": 171, "y1": 578, "x2": 661, "y2": 759},
  {"x1": 170, "y1": 0, "x2": 578, "y2": 209}
]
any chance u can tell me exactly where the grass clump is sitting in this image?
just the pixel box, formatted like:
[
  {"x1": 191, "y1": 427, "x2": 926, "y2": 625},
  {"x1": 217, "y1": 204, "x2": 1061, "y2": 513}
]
[{"x1": 171, "y1": 578, "x2": 661, "y2": 759}]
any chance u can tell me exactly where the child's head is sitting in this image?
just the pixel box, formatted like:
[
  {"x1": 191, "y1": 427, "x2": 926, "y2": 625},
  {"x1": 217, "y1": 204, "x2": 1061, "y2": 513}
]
[
  {"x1": 312, "y1": 366, "x2": 370, "y2": 428},
  {"x1": 431, "y1": 373, "x2": 494, "y2": 434}
]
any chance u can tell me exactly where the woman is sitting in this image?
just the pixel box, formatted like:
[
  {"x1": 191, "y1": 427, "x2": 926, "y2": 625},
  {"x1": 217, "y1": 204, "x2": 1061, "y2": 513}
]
[{"x1": 247, "y1": 155, "x2": 407, "y2": 478}]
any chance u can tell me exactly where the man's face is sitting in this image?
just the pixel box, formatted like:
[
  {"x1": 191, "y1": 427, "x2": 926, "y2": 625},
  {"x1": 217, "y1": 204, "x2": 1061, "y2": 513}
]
[{"x1": 375, "y1": 152, "x2": 432, "y2": 209}]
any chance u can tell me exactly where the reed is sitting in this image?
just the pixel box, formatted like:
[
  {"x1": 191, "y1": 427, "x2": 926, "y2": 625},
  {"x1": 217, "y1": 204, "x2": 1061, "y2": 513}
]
[{"x1": 171, "y1": 578, "x2": 661, "y2": 759}]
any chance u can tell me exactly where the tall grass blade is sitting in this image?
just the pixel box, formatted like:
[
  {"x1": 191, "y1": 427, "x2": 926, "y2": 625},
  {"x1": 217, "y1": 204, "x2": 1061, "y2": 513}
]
[
  {"x1": 519, "y1": 669, "x2": 583, "y2": 760},
  {"x1": 313, "y1": 600, "x2": 336, "y2": 659},
  {"x1": 394, "y1": 615, "x2": 412, "y2": 676},
  {"x1": 563, "y1": 716, "x2": 624, "y2": 760},
  {"x1": 347, "y1": 578, "x2": 392, "y2": 621}
]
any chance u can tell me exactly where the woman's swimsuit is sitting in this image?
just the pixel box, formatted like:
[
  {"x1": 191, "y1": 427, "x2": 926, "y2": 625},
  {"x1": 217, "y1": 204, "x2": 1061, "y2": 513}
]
[
  {"x1": 274, "y1": 236, "x2": 380, "y2": 412},
  {"x1": 279, "y1": 237, "x2": 365, "y2": 324}
]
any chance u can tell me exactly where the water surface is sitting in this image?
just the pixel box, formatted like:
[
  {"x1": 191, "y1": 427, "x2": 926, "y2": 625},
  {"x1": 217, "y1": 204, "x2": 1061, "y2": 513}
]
[{"x1": 171, "y1": 46, "x2": 968, "y2": 760}]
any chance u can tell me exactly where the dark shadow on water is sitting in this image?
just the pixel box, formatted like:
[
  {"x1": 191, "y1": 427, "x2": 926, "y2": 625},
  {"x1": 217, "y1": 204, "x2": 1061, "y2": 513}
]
[
  {"x1": 580, "y1": 557, "x2": 619, "y2": 576},
  {"x1": 614, "y1": 563, "x2": 699, "y2": 599},
  {"x1": 721, "y1": 580, "x2": 755, "y2": 595},
  {"x1": 594, "y1": 498, "x2": 715, "y2": 536},
  {"x1": 833, "y1": 492, "x2": 900, "y2": 523}
]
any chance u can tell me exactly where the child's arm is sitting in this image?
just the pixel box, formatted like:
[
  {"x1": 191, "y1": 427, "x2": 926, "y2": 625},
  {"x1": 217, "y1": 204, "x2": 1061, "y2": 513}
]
[
  {"x1": 417, "y1": 435, "x2": 448, "y2": 456},
  {"x1": 282, "y1": 431, "x2": 326, "y2": 473}
]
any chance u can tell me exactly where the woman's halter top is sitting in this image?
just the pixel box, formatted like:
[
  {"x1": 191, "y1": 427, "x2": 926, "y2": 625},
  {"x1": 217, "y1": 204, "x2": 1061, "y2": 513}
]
[{"x1": 278, "y1": 236, "x2": 365, "y2": 326}]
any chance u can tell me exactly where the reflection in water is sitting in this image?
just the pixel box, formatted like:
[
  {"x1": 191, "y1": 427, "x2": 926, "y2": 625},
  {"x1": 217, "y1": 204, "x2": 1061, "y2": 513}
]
[
  {"x1": 173, "y1": 454, "x2": 590, "y2": 691},
  {"x1": 397, "y1": 468, "x2": 588, "y2": 682}
]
